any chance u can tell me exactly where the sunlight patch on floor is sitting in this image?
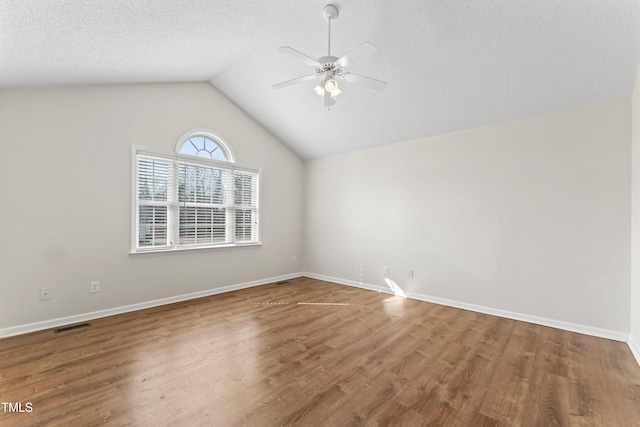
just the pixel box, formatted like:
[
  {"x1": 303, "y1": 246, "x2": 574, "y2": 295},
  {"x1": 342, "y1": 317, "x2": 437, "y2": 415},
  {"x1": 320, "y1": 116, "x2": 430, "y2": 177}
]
[
  {"x1": 384, "y1": 278, "x2": 406, "y2": 297},
  {"x1": 297, "y1": 302, "x2": 350, "y2": 306},
  {"x1": 252, "y1": 302, "x2": 350, "y2": 306},
  {"x1": 383, "y1": 278, "x2": 407, "y2": 318}
]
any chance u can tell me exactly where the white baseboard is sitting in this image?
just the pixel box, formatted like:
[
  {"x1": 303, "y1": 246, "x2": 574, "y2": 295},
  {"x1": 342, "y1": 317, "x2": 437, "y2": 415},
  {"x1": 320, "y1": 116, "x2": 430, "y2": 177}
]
[
  {"x1": 0, "y1": 272, "x2": 304, "y2": 339},
  {"x1": 628, "y1": 336, "x2": 640, "y2": 368},
  {"x1": 304, "y1": 272, "x2": 629, "y2": 343},
  {"x1": 4, "y1": 271, "x2": 635, "y2": 357}
]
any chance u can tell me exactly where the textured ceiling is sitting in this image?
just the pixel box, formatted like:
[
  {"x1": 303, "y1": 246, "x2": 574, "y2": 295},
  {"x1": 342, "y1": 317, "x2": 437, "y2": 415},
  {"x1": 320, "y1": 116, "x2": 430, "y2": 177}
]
[{"x1": 1, "y1": 0, "x2": 639, "y2": 159}]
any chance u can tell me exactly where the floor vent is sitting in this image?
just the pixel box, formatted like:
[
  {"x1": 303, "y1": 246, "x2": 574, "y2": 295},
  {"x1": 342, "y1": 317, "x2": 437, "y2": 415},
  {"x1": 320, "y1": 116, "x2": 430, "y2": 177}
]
[
  {"x1": 54, "y1": 323, "x2": 91, "y2": 334},
  {"x1": 275, "y1": 280, "x2": 290, "y2": 285}
]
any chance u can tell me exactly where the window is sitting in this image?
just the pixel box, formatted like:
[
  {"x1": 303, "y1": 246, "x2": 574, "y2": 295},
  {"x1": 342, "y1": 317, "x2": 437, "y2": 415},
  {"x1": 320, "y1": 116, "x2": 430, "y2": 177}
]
[
  {"x1": 132, "y1": 134, "x2": 259, "y2": 253},
  {"x1": 177, "y1": 134, "x2": 229, "y2": 161},
  {"x1": 176, "y1": 130, "x2": 236, "y2": 163}
]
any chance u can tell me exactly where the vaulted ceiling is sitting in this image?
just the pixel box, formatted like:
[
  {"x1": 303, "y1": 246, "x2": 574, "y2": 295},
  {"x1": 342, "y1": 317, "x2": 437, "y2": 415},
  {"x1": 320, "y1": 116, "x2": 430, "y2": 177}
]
[{"x1": 1, "y1": 0, "x2": 639, "y2": 159}]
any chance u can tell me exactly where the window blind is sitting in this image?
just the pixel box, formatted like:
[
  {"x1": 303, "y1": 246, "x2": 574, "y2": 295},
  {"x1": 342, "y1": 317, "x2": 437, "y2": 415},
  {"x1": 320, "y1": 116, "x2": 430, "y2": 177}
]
[
  {"x1": 136, "y1": 156, "x2": 172, "y2": 249},
  {"x1": 134, "y1": 148, "x2": 260, "y2": 252},
  {"x1": 234, "y1": 170, "x2": 260, "y2": 243}
]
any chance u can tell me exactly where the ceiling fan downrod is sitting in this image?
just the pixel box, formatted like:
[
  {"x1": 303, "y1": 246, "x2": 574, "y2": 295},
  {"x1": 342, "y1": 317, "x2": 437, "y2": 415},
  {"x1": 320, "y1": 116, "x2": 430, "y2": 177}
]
[{"x1": 323, "y1": 4, "x2": 339, "y2": 57}]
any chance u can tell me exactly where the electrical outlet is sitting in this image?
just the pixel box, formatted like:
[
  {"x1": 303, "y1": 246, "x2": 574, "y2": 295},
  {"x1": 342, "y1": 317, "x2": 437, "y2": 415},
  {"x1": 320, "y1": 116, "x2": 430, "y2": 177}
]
[
  {"x1": 90, "y1": 281, "x2": 100, "y2": 293},
  {"x1": 292, "y1": 255, "x2": 297, "y2": 264},
  {"x1": 383, "y1": 266, "x2": 390, "y2": 276},
  {"x1": 39, "y1": 287, "x2": 51, "y2": 301}
]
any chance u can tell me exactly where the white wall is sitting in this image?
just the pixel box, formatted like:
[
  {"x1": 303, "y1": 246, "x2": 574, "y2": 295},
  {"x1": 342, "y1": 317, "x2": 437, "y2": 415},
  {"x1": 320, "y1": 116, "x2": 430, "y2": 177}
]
[
  {"x1": 631, "y1": 69, "x2": 640, "y2": 357},
  {"x1": 304, "y1": 99, "x2": 631, "y2": 335},
  {"x1": 0, "y1": 81, "x2": 634, "y2": 345},
  {"x1": 0, "y1": 83, "x2": 304, "y2": 333}
]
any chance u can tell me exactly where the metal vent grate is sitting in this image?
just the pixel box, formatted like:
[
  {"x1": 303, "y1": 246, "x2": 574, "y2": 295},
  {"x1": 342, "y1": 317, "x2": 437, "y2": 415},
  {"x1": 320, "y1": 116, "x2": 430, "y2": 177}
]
[
  {"x1": 274, "y1": 280, "x2": 290, "y2": 285},
  {"x1": 54, "y1": 323, "x2": 91, "y2": 334}
]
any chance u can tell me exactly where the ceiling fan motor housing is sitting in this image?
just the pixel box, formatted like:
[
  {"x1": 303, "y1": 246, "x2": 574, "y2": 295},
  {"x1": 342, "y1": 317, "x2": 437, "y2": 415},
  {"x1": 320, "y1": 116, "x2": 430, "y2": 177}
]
[{"x1": 316, "y1": 56, "x2": 343, "y2": 78}]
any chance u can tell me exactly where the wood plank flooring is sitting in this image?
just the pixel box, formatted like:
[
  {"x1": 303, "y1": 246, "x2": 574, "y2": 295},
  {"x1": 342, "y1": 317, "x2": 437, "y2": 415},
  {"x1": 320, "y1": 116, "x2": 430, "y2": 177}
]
[{"x1": 1, "y1": 277, "x2": 639, "y2": 426}]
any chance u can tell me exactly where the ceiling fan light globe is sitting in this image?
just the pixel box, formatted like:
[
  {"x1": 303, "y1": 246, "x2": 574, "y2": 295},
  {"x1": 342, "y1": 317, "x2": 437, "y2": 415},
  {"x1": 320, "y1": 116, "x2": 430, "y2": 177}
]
[
  {"x1": 324, "y1": 79, "x2": 338, "y2": 91},
  {"x1": 314, "y1": 84, "x2": 325, "y2": 96}
]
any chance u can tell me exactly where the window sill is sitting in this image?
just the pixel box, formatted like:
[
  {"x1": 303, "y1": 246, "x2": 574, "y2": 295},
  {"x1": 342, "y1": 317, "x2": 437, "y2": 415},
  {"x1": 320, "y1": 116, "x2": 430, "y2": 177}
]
[{"x1": 129, "y1": 242, "x2": 262, "y2": 256}]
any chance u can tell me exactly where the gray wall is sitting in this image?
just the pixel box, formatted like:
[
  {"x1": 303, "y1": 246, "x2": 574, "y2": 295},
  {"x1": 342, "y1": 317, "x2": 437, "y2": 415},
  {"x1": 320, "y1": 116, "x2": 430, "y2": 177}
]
[
  {"x1": 304, "y1": 99, "x2": 631, "y2": 335},
  {"x1": 0, "y1": 83, "x2": 304, "y2": 332},
  {"x1": 631, "y1": 70, "x2": 640, "y2": 357}
]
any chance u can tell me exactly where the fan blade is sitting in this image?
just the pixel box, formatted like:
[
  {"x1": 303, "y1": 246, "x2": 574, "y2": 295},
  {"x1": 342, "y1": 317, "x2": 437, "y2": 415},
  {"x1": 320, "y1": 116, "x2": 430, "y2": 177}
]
[
  {"x1": 272, "y1": 74, "x2": 318, "y2": 89},
  {"x1": 336, "y1": 42, "x2": 377, "y2": 67},
  {"x1": 278, "y1": 46, "x2": 320, "y2": 67},
  {"x1": 343, "y1": 73, "x2": 388, "y2": 91}
]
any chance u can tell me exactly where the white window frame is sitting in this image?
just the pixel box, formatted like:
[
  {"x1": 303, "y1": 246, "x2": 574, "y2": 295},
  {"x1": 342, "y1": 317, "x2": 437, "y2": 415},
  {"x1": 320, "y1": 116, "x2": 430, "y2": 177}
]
[
  {"x1": 175, "y1": 129, "x2": 236, "y2": 163},
  {"x1": 130, "y1": 145, "x2": 261, "y2": 254}
]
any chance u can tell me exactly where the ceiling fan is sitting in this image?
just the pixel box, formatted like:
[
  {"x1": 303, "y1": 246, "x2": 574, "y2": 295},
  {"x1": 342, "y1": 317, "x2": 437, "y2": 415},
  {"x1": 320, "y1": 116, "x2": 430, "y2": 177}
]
[{"x1": 272, "y1": 4, "x2": 388, "y2": 108}]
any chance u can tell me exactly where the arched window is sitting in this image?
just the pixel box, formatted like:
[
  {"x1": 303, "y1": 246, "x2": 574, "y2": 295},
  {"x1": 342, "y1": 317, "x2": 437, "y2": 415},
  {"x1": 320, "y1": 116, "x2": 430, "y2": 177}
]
[
  {"x1": 132, "y1": 130, "x2": 259, "y2": 253},
  {"x1": 175, "y1": 130, "x2": 235, "y2": 163}
]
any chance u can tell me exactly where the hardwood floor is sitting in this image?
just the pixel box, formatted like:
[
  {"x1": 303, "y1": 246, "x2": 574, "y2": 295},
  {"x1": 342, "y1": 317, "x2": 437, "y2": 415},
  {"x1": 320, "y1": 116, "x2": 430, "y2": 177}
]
[{"x1": 1, "y1": 277, "x2": 639, "y2": 426}]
